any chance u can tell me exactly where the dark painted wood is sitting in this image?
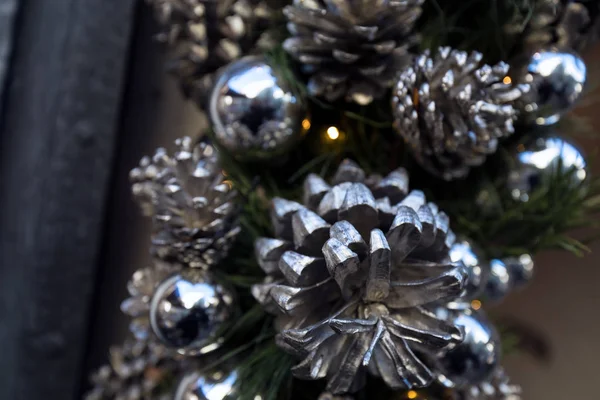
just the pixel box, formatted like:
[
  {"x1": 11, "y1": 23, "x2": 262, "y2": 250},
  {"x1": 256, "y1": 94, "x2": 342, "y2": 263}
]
[
  {"x1": 0, "y1": 0, "x2": 19, "y2": 111},
  {"x1": 0, "y1": 0, "x2": 136, "y2": 398}
]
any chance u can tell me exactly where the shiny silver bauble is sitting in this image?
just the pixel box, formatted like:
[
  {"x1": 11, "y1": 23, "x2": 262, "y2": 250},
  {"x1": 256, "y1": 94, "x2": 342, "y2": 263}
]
[
  {"x1": 209, "y1": 55, "x2": 305, "y2": 160},
  {"x1": 519, "y1": 48, "x2": 586, "y2": 126},
  {"x1": 485, "y1": 259, "x2": 512, "y2": 302},
  {"x1": 175, "y1": 369, "x2": 238, "y2": 400},
  {"x1": 449, "y1": 239, "x2": 489, "y2": 301},
  {"x1": 485, "y1": 253, "x2": 535, "y2": 303},
  {"x1": 150, "y1": 269, "x2": 235, "y2": 356},
  {"x1": 436, "y1": 310, "x2": 500, "y2": 389},
  {"x1": 503, "y1": 253, "x2": 534, "y2": 290},
  {"x1": 507, "y1": 134, "x2": 586, "y2": 202}
]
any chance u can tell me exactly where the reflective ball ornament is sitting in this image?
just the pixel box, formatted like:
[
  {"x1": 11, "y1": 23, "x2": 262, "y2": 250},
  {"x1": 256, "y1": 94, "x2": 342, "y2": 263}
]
[
  {"x1": 436, "y1": 310, "x2": 500, "y2": 389},
  {"x1": 449, "y1": 239, "x2": 489, "y2": 301},
  {"x1": 507, "y1": 134, "x2": 586, "y2": 202},
  {"x1": 150, "y1": 269, "x2": 235, "y2": 356},
  {"x1": 209, "y1": 55, "x2": 305, "y2": 160},
  {"x1": 519, "y1": 48, "x2": 586, "y2": 126},
  {"x1": 503, "y1": 254, "x2": 534, "y2": 290},
  {"x1": 175, "y1": 369, "x2": 238, "y2": 400},
  {"x1": 485, "y1": 259, "x2": 512, "y2": 303}
]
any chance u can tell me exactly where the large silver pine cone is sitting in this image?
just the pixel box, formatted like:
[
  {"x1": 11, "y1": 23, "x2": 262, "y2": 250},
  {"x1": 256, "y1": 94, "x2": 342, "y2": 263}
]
[
  {"x1": 130, "y1": 137, "x2": 240, "y2": 269},
  {"x1": 283, "y1": 0, "x2": 423, "y2": 105},
  {"x1": 146, "y1": 0, "x2": 275, "y2": 104},
  {"x1": 392, "y1": 47, "x2": 529, "y2": 180},
  {"x1": 85, "y1": 338, "x2": 184, "y2": 400},
  {"x1": 459, "y1": 368, "x2": 522, "y2": 400},
  {"x1": 253, "y1": 160, "x2": 469, "y2": 394},
  {"x1": 506, "y1": 0, "x2": 600, "y2": 58}
]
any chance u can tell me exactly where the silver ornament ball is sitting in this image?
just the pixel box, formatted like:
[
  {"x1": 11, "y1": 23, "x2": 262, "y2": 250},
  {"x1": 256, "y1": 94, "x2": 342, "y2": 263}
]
[
  {"x1": 449, "y1": 239, "x2": 489, "y2": 301},
  {"x1": 209, "y1": 55, "x2": 305, "y2": 160},
  {"x1": 175, "y1": 369, "x2": 238, "y2": 400},
  {"x1": 436, "y1": 310, "x2": 500, "y2": 389},
  {"x1": 508, "y1": 134, "x2": 586, "y2": 202},
  {"x1": 485, "y1": 259, "x2": 512, "y2": 303},
  {"x1": 503, "y1": 254, "x2": 534, "y2": 290},
  {"x1": 519, "y1": 48, "x2": 586, "y2": 126},
  {"x1": 150, "y1": 269, "x2": 236, "y2": 356}
]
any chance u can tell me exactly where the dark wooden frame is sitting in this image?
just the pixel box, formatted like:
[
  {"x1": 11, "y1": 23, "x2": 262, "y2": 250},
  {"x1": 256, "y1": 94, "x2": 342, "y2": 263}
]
[{"x1": 0, "y1": 0, "x2": 137, "y2": 398}]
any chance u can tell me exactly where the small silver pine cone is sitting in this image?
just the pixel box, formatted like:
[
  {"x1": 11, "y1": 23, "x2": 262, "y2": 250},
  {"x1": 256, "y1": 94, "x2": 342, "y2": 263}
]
[
  {"x1": 283, "y1": 0, "x2": 423, "y2": 105},
  {"x1": 253, "y1": 160, "x2": 469, "y2": 394},
  {"x1": 392, "y1": 47, "x2": 529, "y2": 180},
  {"x1": 130, "y1": 137, "x2": 240, "y2": 269},
  {"x1": 506, "y1": 0, "x2": 600, "y2": 58},
  {"x1": 146, "y1": 0, "x2": 274, "y2": 104},
  {"x1": 460, "y1": 368, "x2": 522, "y2": 400},
  {"x1": 85, "y1": 338, "x2": 183, "y2": 400}
]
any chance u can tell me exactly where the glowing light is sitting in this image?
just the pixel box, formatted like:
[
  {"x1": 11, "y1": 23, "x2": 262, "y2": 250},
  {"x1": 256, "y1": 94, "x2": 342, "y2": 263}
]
[
  {"x1": 302, "y1": 118, "x2": 311, "y2": 130},
  {"x1": 407, "y1": 390, "x2": 418, "y2": 399},
  {"x1": 503, "y1": 76, "x2": 512, "y2": 84},
  {"x1": 471, "y1": 299, "x2": 482, "y2": 310},
  {"x1": 326, "y1": 126, "x2": 340, "y2": 140}
]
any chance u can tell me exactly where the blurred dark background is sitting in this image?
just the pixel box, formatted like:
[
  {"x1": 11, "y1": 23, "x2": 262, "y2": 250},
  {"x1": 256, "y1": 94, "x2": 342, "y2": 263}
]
[{"x1": 0, "y1": 1, "x2": 598, "y2": 399}]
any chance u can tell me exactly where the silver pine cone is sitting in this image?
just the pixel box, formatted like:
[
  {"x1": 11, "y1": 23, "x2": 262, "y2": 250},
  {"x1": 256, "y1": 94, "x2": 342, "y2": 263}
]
[
  {"x1": 130, "y1": 137, "x2": 240, "y2": 269},
  {"x1": 392, "y1": 47, "x2": 529, "y2": 180},
  {"x1": 459, "y1": 368, "x2": 522, "y2": 400},
  {"x1": 506, "y1": 0, "x2": 600, "y2": 58},
  {"x1": 85, "y1": 338, "x2": 184, "y2": 400},
  {"x1": 253, "y1": 160, "x2": 469, "y2": 394},
  {"x1": 283, "y1": 0, "x2": 423, "y2": 105},
  {"x1": 146, "y1": 0, "x2": 275, "y2": 104}
]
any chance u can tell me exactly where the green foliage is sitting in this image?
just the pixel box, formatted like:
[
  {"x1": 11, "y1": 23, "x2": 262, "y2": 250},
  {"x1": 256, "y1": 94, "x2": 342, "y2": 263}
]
[
  {"x1": 236, "y1": 343, "x2": 296, "y2": 400},
  {"x1": 418, "y1": 0, "x2": 536, "y2": 62}
]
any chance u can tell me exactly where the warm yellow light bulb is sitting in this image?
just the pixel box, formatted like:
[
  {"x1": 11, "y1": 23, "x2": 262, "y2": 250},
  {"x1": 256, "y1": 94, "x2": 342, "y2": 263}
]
[
  {"x1": 503, "y1": 76, "x2": 512, "y2": 84},
  {"x1": 471, "y1": 299, "x2": 482, "y2": 310},
  {"x1": 302, "y1": 118, "x2": 311, "y2": 130},
  {"x1": 407, "y1": 391, "x2": 418, "y2": 399},
  {"x1": 326, "y1": 126, "x2": 340, "y2": 140}
]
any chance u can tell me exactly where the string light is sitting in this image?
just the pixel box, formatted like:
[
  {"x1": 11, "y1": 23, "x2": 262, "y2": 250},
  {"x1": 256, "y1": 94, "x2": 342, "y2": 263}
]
[
  {"x1": 302, "y1": 118, "x2": 311, "y2": 131},
  {"x1": 503, "y1": 76, "x2": 512, "y2": 84},
  {"x1": 326, "y1": 126, "x2": 340, "y2": 140},
  {"x1": 471, "y1": 299, "x2": 482, "y2": 310},
  {"x1": 407, "y1": 390, "x2": 418, "y2": 399}
]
